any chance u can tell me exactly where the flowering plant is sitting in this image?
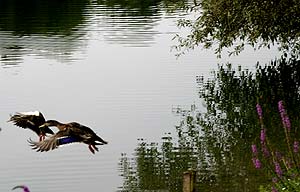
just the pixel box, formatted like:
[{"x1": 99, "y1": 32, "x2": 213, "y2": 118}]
[{"x1": 252, "y1": 101, "x2": 300, "y2": 192}]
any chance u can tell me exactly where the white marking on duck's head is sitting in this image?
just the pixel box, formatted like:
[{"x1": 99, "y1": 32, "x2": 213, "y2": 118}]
[{"x1": 19, "y1": 111, "x2": 41, "y2": 116}]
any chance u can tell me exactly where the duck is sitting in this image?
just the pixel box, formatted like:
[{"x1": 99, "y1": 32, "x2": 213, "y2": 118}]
[
  {"x1": 8, "y1": 111, "x2": 54, "y2": 141},
  {"x1": 29, "y1": 120, "x2": 108, "y2": 154},
  {"x1": 12, "y1": 185, "x2": 30, "y2": 192}
]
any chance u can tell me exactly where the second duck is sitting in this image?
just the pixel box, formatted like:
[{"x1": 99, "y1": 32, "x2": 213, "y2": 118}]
[{"x1": 29, "y1": 120, "x2": 108, "y2": 154}]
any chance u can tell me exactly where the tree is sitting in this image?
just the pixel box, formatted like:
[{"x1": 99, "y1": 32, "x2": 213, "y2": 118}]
[{"x1": 173, "y1": 0, "x2": 300, "y2": 57}]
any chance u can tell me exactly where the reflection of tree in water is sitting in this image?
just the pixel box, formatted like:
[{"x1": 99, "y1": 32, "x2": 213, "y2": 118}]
[
  {"x1": 119, "y1": 57, "x2": 300, "y2": 192},
  {"x1": 0, "y1": 0, "x2": 188, "y2": 65},
  {"x1": 0, "y1": 0, "x2": 89, "y2": 65},
  {"x1": 0, "y1": 0, "x2": 88, "y2": 35},
  {"x1": 96, "y1": 0, "x2": 186, "y2": 16},
  {"x1": 91, "y1": 0, "x2": 187, "y2": 47}
]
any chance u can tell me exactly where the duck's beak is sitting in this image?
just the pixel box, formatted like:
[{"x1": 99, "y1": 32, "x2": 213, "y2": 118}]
[{"x1": 39, "y1": 124, "x2": 47, "y2": 128}]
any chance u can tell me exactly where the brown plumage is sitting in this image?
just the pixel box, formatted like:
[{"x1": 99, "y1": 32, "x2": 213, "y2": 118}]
[
  {"x1": 8, "y1": 111, "x2": 54, "y2": 141},
  {"x1": 29, "y1": 120, "x2": 108, "y2": 154}
]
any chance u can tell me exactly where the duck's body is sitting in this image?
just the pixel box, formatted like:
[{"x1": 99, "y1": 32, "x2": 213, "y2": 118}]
[
  {"x1": 29, "y1": 120, "x2": 108, "y2": 154},
  {"x1": 8, "y1": 111, "x2": 54, "y2": 141}
]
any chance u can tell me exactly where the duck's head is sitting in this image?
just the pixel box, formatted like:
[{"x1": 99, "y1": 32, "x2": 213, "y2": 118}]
[
  {"x1": 40, "y1": 120, "x2": 62, "y2": 128},
  {"x1": 12, "y1": 185, "x2": 30, "y2": 192}
]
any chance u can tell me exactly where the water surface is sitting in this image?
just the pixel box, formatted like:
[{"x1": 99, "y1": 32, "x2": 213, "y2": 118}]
[{"x1": 0, "y1": 0, "x2": 279, "y2": 191}]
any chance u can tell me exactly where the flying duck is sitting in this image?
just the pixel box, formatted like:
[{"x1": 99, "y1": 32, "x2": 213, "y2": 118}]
[
  {"x1": 12, "y1": 185, "x2": 30, "y2": 192},
  {"x1": 29, "y1": 120, "x2": 108, "y2": 154},
  {"x1": 8, "y1": 111, "x2": 54, "y2": 141}
]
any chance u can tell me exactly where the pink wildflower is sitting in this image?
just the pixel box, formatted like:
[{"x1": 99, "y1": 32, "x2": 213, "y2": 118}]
[
  {"x1": 251, "y1": 144, "x2": 258, "y2": 155},
  {"x1": 271, "y1": 186, "x2": 278, "y2": 192},
  {"x1": 252, "y1": 157, "x2": 262, "y2": 169},
  {"x1": 274, "y1": 161, "x2": 283, "y2": 177},
  {"x1": 278, "y1": 100, "x2": 291, "y2": 131},
  {"x1": 260, "y1": 128, "x2": 266, "y2": 144},
  {"x1": 256, "y1": 103, "x2": 263, "y2": 120},
  {"x1": 294, "y1": 141, "x2": 299, "y2": 153},
  {"x1": 261, "y1": 144, "x2": 270, "y2": 157}
]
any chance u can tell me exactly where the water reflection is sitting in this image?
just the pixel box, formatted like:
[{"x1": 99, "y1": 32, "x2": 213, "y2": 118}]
[
  {"x1": 0, "y1": 0, "x2": 88, "y2": 35},
  {"x1": 0, "y1": 1, "x2": 205, "y2": 191},
  {"x1": 119, "y1": 57, "x2": 300, "y2": 191},
  {"x1": 0, "y1": 0, "x2": 187, "y2": 66},
  {"x1": 0, "y1": 0, "x2": 89, "y2": 65},
  {"x1": 0, "y1": 41, "x2": 24, "y2": 67},
  {"x1": 91, "y1": 0, "x2": 187, "y2": 46}
]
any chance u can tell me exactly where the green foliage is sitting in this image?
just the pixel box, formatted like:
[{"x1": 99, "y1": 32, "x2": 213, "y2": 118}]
[
  {"x1": 259, "y1": 176, "x2": 300, "y2": 192},
  {"x1": 173, "y1": 0, "x2": 300, "y2": 57}
]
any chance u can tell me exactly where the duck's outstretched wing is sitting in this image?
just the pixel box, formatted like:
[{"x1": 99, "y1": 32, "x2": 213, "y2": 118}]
[
  {"x1": 28, "y1": 129, "x2": 79, "y2": 152},
  {"x1": 9, "y1": 113, "x2": 38, "y2": 130},
  {"x1": 9, "y1": 111, "x2": 54, "y2": 135}
]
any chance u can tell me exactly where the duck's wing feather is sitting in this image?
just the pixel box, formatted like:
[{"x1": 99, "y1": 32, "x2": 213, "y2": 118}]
[
  {"x1": 10, "y1": 111, "x2": 46, "y2": 125},
  {"x1": 9, "y1": 113, "x2": 39, "y2": 134},
  {"x1": 57, "y1": 136, "x2": 80, "y2": 145},
  {"x1": 9, "y1": 112, "x2": 54, "y2": 135},
  {"x1": 9, "y1": 113, "x2": 32, "y2": 127},
  {"x1": 28, "y1": 129, "x2": 77, "y2": 152}
]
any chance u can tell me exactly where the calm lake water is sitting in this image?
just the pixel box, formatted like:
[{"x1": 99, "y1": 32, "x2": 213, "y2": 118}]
[{"x1": 0, "y1": 0, "x2": 279, "y2": 191}]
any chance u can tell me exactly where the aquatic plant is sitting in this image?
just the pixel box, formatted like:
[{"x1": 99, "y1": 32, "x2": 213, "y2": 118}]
[{"x1": 252, "y1": 101, "x2": 300, "y2": 191}]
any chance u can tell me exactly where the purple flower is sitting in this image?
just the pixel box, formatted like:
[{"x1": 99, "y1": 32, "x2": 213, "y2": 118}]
[
  {"x1": 24, "y1": 187, "x2": 30, "y2": 192},
  {"x1": 12, "y1": 185, "x2": 30, "y2": 192},
  {"x1": 272, "y1": 177, "x2": 278, "y2": 183},
  {"x1": 294, "y1": 141, "x2": 299, "y2": 153},
  {"x1": 274, "y1": 161, "x2": 283, "y2": 177},
  {"x1": 260, "y1": 129, "x2": 266, "y2": 144},
  {"x1": 251, "y1": 144, "x2": 258, "y2": 155},
  {"x1": 271, "y1": 186, "x2": 279, "y2": 192},
  {"x1": 256, "y1": 103, "x2": 263, "y2": 119},
  {"x1": 252, "y1": 157, "x2": 262, "y2": 169},
  {"x1": 261, "y1": 144, "x2": 270, "y2": 157},
  {"x1": 284, "y1": 158, "x2": 292, "y2": 170},
  {"x1": 278, "y1": 100, "x2": 291, "y2": 131},
  {"x1": 275, "y1": 151, "x2": 282, "y2": 161}
]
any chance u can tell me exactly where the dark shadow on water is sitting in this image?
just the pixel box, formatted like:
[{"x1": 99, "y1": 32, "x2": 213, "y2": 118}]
[
  {"x1": 0, "y1": 0, "x2": 188, "y2": 66},
  {"x1": 0, "y1": 0, "x2": 90, "y2": 65},
  {"x1": 0, "y1": 0, "x2": 89, "y2": 36},
  {"x1": 119, "y1": 56, "x2": 300, "y2": 191}
]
